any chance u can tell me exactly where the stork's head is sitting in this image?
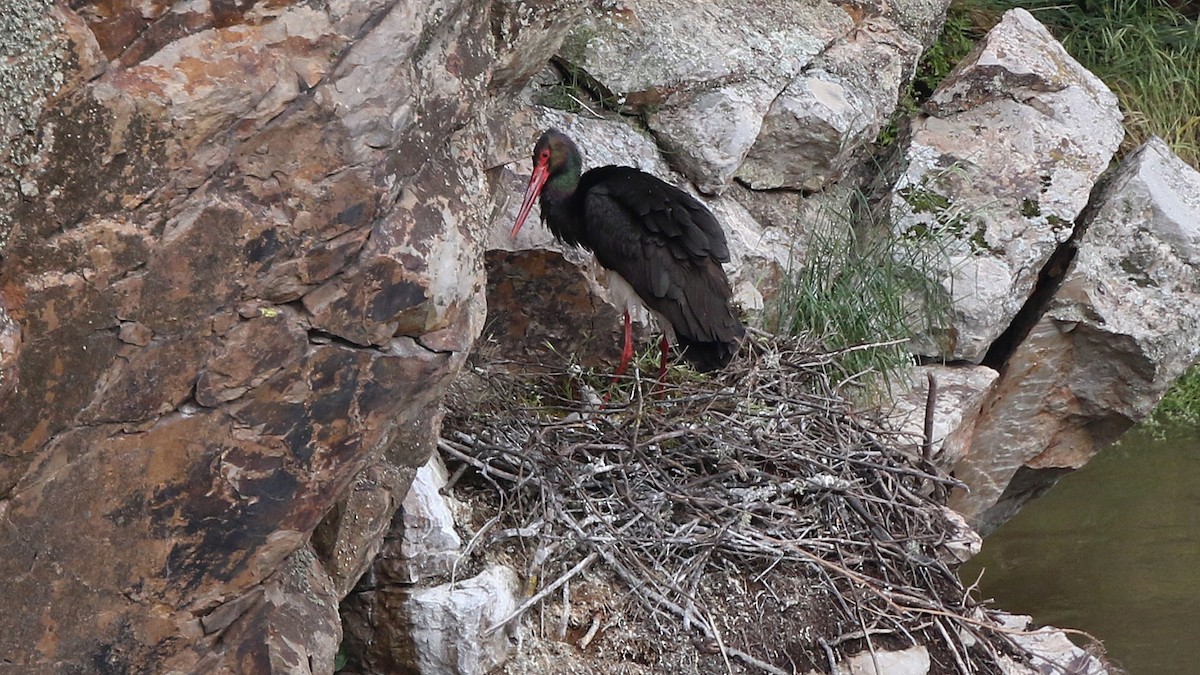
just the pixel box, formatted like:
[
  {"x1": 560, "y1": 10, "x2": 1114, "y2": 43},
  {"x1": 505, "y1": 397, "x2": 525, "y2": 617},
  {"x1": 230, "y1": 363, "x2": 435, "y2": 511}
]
[{"x1": 510, "y1": 129, "x2": 582, "y2": 238}]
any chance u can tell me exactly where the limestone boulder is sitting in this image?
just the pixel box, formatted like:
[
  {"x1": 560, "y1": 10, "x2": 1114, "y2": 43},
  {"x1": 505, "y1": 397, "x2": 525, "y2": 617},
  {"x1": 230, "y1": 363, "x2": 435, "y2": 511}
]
[
  {"x1": 343, "y1": 559, "x2": 519, "y2": 675},
  {"x1": 649, "y1": 79, "x2": 779, "y2": 195},
  {"x1": 560, "y1": 0, "x2": 847, "y2": 104},
  {"x1": 736, "y1": 21, "x2": 925, "y2": 192},
  {"x1": 951, "y1": 138, "x2": 1200, "y2": 533},
  {"x1": 559, "y1": 0, "x2": 945, "y2": 194},
  {"x1": 0, "y1": 0, "x2": 562, "y2": 670},
  {"x1": 889, "y1": 8, "x2": 1124, "y2": 362},
  {"x1": 339, "y1": 452, "x2": 504, "y2": 673},
  {"x1": 390, "y1": 455, "x2": 465, "y2": 584},
  {"x1": 405, "y1": 565, "x2": 519, "y2": 675}
]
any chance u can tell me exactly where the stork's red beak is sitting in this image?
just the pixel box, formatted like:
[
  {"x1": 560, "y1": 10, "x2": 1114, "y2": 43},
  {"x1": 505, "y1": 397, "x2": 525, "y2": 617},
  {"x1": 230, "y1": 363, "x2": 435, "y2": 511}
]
[{"x1": 511, "y1": 159, "x2": 550, "y2": 238}]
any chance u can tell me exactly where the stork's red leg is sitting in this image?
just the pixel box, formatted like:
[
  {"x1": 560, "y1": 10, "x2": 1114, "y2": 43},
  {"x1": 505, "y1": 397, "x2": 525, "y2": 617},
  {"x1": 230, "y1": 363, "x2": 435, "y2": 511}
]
[
  {"x1": 603, "y1": 311, "x2": 635, "y2": 403},
  {"x1": 614, "y1": 310, "x2": 633, "y2": 378},
  {"x1": 658, "y1": 335, "x2": 670, "y2": 382}
]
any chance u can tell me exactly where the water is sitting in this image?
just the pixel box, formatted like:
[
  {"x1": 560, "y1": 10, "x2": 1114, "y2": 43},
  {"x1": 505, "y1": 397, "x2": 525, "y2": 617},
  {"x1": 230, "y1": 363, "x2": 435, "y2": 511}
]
[{"x1": 960, "y1": 425, "x2": 1200, "y2": 674}]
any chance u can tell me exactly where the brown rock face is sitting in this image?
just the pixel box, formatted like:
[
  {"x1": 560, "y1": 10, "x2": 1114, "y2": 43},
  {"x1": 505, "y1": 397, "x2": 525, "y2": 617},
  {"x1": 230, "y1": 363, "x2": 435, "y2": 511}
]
[
  {"x1": 0, "y1": 0, "x2": 580, "y2": 671},
  {"x1": 484, "y1": 248, "x2": 626, "y2": 367}
]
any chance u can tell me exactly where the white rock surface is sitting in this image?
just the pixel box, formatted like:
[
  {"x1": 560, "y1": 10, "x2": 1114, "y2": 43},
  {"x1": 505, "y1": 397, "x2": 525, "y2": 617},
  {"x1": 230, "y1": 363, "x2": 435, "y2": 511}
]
[
  {"x1": 737, "y1": 24, "x2": 924, "y2": 192},
  {"x1": 989, "y1": 613, "x2": 1110, "y2": 675},
  {"x1": 805, "y1": 645, "x2": 931, "y2": 675},
  {"x1": 890, "y1": 8, "x2": 1124, "y2": 362},
  {"x1": 397, "y1": 455, "x2": 464, "y2": 583},
  {"x1": 952, "y1": 137, "x2": 1200, "y2": 532},
  {"x1": 405, "y1": 565, "x2": 520, "y2": 675},
  {"x1": 561, "y1": 0, "x2": 846, "y2": 97},
  {"x1": 559, "y1": 1, "x2": 943, "y2": 194},
  {"x1": 884, "y1": 364, "x2": 999, "y2": 469},
  {"x1": 649, "y1": 79, "x2": 777, "y2": 194}
]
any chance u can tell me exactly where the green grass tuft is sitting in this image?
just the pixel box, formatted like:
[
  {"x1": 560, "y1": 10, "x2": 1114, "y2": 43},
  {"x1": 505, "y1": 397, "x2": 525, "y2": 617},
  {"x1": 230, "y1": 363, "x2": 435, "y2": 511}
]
[
  {"x1": 765, "y1": 192, "x2": 954, "y2": 392},
  {"x1": 944, "y1": 0, "x2": 1200, "y2": 168},
  {"x1": 1148, "y1": 363, "x2": 1200, "y2": 430}
]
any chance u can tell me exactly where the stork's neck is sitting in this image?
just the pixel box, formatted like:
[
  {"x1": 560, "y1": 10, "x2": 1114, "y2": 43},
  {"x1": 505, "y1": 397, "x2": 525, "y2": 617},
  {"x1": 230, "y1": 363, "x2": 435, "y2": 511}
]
[{"x1": 539, "y1": 156, "x2": 588, "y2": 247}]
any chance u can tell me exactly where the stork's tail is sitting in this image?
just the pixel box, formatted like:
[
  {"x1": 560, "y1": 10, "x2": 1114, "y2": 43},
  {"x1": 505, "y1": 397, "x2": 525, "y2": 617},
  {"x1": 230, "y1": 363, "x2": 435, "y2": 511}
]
[{"x1": 677, "y1": 326, "x2": 745, "y2": 373}]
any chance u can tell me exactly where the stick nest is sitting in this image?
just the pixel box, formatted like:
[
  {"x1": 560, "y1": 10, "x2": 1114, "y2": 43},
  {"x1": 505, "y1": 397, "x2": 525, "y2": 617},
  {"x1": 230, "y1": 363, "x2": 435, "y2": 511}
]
[{"x1": 440, "y1": 333, "x2": 1023, "y2": 674}]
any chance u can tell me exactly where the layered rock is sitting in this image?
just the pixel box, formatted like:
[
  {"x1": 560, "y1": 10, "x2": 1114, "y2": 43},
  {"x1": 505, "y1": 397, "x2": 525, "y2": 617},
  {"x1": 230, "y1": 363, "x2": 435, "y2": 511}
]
[
  {"x1": 952, "y1": 137, "x2": 1200, "y2": 533},
  {"x1": 0, "y1": 0, "x2": 577, "y2": 670},
  {"x1": 889, "y1": 8, "x2": 1124, "y2": 362}
]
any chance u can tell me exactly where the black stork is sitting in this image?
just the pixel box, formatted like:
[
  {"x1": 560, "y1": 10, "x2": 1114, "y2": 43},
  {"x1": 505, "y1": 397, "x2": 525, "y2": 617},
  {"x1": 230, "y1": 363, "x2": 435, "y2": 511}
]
[{"x1": 510, "y1": 128, "x2": 745, "y2": 379}]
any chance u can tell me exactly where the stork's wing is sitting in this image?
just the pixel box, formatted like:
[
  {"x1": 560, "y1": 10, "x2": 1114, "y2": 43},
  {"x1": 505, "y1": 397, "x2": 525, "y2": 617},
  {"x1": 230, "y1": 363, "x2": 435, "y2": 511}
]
[
  {"x1": 581, "y1": 166, "x2": 731, "y2": 263},
  {"x1": 580, "y1": 167, "x2": 743, "y2": 364}
]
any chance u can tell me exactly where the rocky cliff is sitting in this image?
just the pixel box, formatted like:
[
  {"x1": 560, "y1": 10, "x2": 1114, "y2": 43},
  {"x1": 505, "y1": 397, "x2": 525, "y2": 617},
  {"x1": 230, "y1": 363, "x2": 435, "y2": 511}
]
[{"x1": 0, "y1": 0, "x2": 575, "y2": 670}]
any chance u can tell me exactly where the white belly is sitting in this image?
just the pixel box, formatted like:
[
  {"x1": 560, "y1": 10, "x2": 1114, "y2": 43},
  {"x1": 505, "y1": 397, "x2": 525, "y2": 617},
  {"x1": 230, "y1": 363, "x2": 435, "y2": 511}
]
[{"x1": 603, "y1": 269, "x2": 676, "y2": 343}]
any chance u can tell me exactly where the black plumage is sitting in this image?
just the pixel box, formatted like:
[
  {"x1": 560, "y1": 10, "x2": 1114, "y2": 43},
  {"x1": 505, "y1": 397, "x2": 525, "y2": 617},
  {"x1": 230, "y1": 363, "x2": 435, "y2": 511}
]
[{"x1": 511, "y1": 129, "x2": 744, "y2": 373}]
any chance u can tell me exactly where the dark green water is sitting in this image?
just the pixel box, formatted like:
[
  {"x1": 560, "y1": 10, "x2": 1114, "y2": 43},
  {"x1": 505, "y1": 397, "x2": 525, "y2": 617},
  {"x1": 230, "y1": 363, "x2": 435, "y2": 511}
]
[{"x1": 960, "y1": 425, "x2": 1200, "y2": 674}]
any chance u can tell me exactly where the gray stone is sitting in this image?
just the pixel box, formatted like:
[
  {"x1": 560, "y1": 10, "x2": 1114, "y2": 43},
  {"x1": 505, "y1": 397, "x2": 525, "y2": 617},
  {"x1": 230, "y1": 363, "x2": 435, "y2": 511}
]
[
  {"x1": 803, "y1": 645, "x2": 931, "y2": 675},
  {"x1": 890, "y1": 8, "x2": 1124, "y2": 362},
  {"x1": 395, "y1": 455, "x2": 464, "y2": 583},
  {"x1": 937, "y1": 507, "x2": 981, "y2": 565},
  {"x1": 737, "y1": 22, "x2": 924, "y2": 192},
  {"x1": 562, "y1": 0, "x2": 847, "y2": 102},
  {"x1": 339, "y1": 450, "x2": 520, "y2": 673},
  {"x1": 556, "y1": 0, "x2": 850, "y2": 195},
  {"x1": 884, "y1": 364, "x2": 998, "y2": 469},
  {"x1": 952, "y1": 137, "x2": 1200, "y2": 532},
  {"x1": 562, "y1": 2, "x2": 944, "y2": 195},
  {"x1": 405, "y1": 565, "x2": 519, "y2": 675},
  {"x1": 649, "y1": 79, "x2": 777, "y2": 194},
  {"x1": 989, "y1": 613, "x2": 1110, "y2": 675}
]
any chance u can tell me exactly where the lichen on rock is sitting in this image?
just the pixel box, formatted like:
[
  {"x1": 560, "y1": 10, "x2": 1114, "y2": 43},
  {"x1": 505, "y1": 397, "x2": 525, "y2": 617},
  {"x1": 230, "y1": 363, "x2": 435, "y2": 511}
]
[{"x1": 0, "y1": 0, "x2": 66, "y2": 253}]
